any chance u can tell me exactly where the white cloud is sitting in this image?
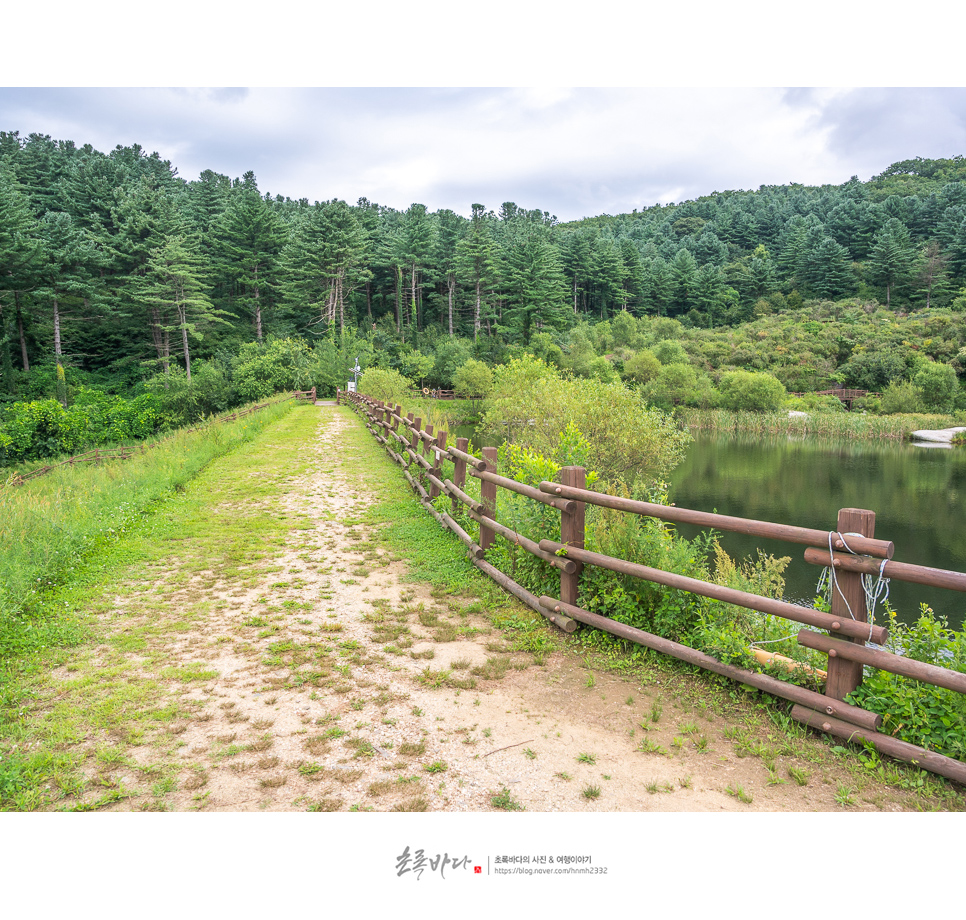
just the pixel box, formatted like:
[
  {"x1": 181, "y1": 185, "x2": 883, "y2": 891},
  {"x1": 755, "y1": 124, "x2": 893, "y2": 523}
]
[{"x1": 2, "y1": 87, "x2": 964, "y2": 221}]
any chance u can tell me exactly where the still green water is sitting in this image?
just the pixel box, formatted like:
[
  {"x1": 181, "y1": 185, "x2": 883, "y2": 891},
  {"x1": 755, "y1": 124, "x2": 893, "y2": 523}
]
[{"x1": 668, "y1": 433, "x2": 966, "y2": 630}]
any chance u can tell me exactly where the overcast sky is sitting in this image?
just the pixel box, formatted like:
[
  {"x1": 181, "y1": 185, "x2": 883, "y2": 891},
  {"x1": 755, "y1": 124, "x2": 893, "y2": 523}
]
[
  {"x1": 3, "y1": 86, "x2": 965, "y2": 223},
  {"x1": 2, "y1": 9, "x2": 965, "y2": 223}
]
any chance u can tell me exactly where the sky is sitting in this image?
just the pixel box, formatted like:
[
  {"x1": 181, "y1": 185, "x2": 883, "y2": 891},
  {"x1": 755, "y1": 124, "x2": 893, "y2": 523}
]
[{"x1": 3, "y1": 86, "x2": 966, "y2": 222}]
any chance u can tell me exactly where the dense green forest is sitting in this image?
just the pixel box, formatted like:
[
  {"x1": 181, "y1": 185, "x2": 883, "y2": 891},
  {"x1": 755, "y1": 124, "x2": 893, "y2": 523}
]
[{"x1": 4, "y1": 130, "x2": 966, "y2": 463}]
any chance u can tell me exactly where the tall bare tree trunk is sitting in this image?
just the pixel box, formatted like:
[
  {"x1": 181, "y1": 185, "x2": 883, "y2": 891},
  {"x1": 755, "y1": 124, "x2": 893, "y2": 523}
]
[
  {"x1": 253, "y1": 266, "x2": 263, "y2": 341},
  {"x1": 474, "y1": 280, "x2": 481, "y2": 342},
  {"x1": 150, "y1": 307, "x2": 171, "y2": 388},
  {"x1": 53, "y1": 296, "x2": 67, "y2": 407},
  {"x1": 178, "y1": 302, "x2": 192, "y2": 382},
  {"x1": 15, "y1": 293, "x2": 29, "y2": 372},
  {"x1": 53, "y1": 296, "x2": 62, "y2": 363},
  {"x1": 448, "y1": 274, "x2": 455, "y2": 336},
  {"x1": 395, "y1": 266, "x2": 402, "y2": 340},
  {"x1": 411, "y1": 263, "x2": 418, "y2": 334}
]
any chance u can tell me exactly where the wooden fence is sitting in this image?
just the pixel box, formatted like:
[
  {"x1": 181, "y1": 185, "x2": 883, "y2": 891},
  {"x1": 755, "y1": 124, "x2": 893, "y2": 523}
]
[
  {"x1": 2, "y1": 389, "x2": 315, "y2": 490},
  {"x1": 339, "y1": 387, "x2": 966, "y2": 785}
]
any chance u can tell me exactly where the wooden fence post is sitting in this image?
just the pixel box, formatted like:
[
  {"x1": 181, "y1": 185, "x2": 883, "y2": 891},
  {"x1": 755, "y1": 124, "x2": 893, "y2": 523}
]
[
  {"x1": 826, "y1": 508, "x2": 876, "y2": 701},
  {"x1": 480, "y1": 447, "x2": 498, "y2": 552},
  {"x1": 559, "y1": 466, "x2": 586, "y2": 607},
  {"x1": 452, "y1": 437, "x2": 468, "y2": 515},
  {"x1": 410, "y1": 418, "x2": 421, "y2": 463},
  {"x1": 431, "y1": 430, "x2": 446, "y2": 500}
]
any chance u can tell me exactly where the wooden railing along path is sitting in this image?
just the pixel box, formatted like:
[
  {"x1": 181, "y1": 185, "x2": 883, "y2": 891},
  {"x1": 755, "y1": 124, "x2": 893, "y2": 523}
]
[{"x1": 340, "y1": 387, "x2": 966, "y2": 785}]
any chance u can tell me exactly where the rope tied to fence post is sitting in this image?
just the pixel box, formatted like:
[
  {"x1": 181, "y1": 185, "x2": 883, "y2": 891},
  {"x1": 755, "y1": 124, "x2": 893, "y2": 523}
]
[{"x1": 820, "y1": 530, "x2": 886, "y2": 643}]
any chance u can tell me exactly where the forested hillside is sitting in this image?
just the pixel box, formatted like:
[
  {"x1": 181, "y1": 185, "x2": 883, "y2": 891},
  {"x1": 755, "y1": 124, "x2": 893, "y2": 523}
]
[{"x1": 3, "y1": 131, "x2": 966, "y2": 431}]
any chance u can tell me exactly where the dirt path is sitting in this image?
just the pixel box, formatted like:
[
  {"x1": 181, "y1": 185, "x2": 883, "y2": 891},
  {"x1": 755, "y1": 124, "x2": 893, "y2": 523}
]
[{"x1": 35, "y1": 405, "x2": 960, "y2": 812}]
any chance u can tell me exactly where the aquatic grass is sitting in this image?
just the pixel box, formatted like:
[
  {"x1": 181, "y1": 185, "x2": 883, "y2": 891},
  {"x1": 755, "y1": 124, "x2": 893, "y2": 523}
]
[{"x1": 678, "y1": 409, "x2": 962, "y2": 442}]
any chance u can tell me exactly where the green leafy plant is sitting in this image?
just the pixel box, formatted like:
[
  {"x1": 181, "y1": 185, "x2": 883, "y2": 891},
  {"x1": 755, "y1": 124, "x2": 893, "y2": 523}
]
[{"x1": 490, "y1": 786, "x2": 524, "y2": 811}]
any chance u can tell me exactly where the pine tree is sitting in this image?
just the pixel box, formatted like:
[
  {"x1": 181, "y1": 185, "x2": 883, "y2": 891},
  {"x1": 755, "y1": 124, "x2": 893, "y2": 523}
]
[
  {"x1": 497, "y1": 211, "x2": 568, "y2": 344},
  {"x1": 434, "y1": 209, "x2": 464, "y2": 336},
  {"x1": 130, "y1": 233, "x2": 222, "y2": 382},
  {"x1": 400, "y1": 203, "x2": 436, "y2": 337},
  {"x1": 558, "y1": 229, "x2": 594, "y2": 315},
  {"x1": 278, "y1": 199, "x2": 369, "y2": 336},
  {"x1": 455, "y1": 204, "x2": 497, "y2": 342},
  {"x1": 211, "y1": 177, "x2": 286, "y2": 341},
  {"x1": 36, "y1": 211, "x2": 106, "y2": 403},
  {"x1": 0, "y1": 165, "x2": 45, "y2": 388},
  {"x1": 917, "y1": 241, "x2": 954, "y2": 308},
  {"x1": 867, "y1": 218, "x2": 917, "y2": 307},
  {"x1": 669, "y1": 248, "x2": 699, "y2": 315},
  {"x1": 591, "y1": 237, "x2": 626, "y2": 319}
]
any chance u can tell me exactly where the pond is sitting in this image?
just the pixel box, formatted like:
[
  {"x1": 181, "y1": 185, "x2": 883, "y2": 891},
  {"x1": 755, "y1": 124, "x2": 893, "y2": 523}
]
[{"x1": 668, "y1": 433, "x2": 966, "y2": 631}]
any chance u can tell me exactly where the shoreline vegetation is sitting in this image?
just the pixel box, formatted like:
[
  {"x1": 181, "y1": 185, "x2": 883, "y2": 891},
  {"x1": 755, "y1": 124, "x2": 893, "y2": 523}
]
[
  {"x1": 401, "y1": 397, "x2": 966, "y2": 444},
  {"x1": 677, "y1": 408, "x2": 965, "y2": 441}
]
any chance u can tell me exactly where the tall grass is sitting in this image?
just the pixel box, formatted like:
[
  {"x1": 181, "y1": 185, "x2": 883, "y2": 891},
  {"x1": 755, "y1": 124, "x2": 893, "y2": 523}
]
[
  {"x1": 678, "y1": 409, "x2": 964, "y2": 441},
  {"x1": 405, "y1": 397, "x2": 482, "y2": 434},
  {"x1": 0, "y1": 399, "x2": 296, "y2": 661}
]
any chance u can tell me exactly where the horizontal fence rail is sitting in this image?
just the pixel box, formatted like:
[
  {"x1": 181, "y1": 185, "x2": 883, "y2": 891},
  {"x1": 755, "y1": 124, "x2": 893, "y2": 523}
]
[{"x1": 339, "y1": 387, "x2": 966, "y2": 786}]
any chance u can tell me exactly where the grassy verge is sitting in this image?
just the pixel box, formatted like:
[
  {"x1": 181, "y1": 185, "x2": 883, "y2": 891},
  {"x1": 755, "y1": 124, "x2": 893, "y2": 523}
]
[
  {"x1": 678, "y1": 408, "x2": 964, "y2": 440},
  {"x1": 0, "y1": 398, "x2": 295, "y2": 661},
  {"x1": 0, "y1": 401, "x2": 311, "y2": 808}
]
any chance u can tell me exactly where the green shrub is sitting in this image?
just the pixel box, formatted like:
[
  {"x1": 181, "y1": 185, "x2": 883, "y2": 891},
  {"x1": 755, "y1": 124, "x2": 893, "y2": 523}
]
[
  {"x1": 718, "y1": 370, "x2": 786, "y2": 412},
  {"x1": 839, "y1": 349, "x2": 909, "y2": 391},
  {"x1": 426, "y1": 339, "x2": 469, "y2": 387},
  {"x1": 645, "y1": 363, "x2": 698, "y2": 409},
  {"x1": 483, "y1": 356, "x2": 689, "y2": 487},
  {"x1": 144, "y1": 362, "x2": 234, "y2": 427},
  {"x1": 581, "y1": 493, "x2": 719, "y2": 643},
  {"x1": 880, "y1": 380, "x2": 922, "y2": 414},
  {"x1": 486, "y1": 425, "x2": 598, "y2": 600},
  {"x1": 914, "y1": 362, "x2": 958, "y2": 412},
  {"x1": 785, "y1": 393, "x2": 846, "y2": 413},
  {"x1": 848, "y1": 606, "x2": 966, "y2": 761},
  {"x1": 359, "y1": 366, "x2": 414, "y2": 404},
  {"x1": 653, "y1": 339, "x2": 689, "y2": 366},
  {"x1": 0, "y1": 391, "x2": 163, "y2": 465},
  {"x1": 453, "y1": 359, "x2": 494, "y2": 399},
  {"x1": 231, "y1": 337, "x2": 315, "y2": 401},
  {"x1": 622, "y1": 349, "x2": 662, "y2": 385}
]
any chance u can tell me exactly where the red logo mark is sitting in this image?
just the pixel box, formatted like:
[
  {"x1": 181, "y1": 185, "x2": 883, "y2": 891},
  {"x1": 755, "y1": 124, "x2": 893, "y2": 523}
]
[{"x1": 474, "y1": 866, "x2": 482, "y2": 874}]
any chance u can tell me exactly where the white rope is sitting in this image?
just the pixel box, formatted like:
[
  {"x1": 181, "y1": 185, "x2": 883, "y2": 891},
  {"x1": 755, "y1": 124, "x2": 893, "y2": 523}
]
[
  {"x1": 827, "y1": 531, "x2": 857, "y2": 621},
  {"x1": 820, "y1": 531, "x2": 888, "y2": 643}
]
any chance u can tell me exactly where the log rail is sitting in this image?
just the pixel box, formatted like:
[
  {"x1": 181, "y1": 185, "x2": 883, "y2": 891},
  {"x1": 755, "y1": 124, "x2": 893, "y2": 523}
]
[{"x1": 339, "y1": 387, "x2": 966, "y2": 785}]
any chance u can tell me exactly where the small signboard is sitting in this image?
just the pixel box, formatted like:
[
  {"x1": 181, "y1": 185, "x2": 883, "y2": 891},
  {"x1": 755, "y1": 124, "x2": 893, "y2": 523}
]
[{"x1": 347, "y1": 381, "x2": 357, "y2": 393}]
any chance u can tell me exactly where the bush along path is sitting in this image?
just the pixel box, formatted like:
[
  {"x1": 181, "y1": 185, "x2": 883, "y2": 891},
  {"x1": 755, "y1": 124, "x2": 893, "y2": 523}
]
[{"x1": 2, "y1": 404, "x2": 963, "y2": 812}]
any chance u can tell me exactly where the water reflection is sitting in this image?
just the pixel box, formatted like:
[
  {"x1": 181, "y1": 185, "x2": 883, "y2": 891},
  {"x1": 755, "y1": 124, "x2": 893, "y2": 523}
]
[{"x1": 668, "y1": 433, "x2": 966, "y2": 629}]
